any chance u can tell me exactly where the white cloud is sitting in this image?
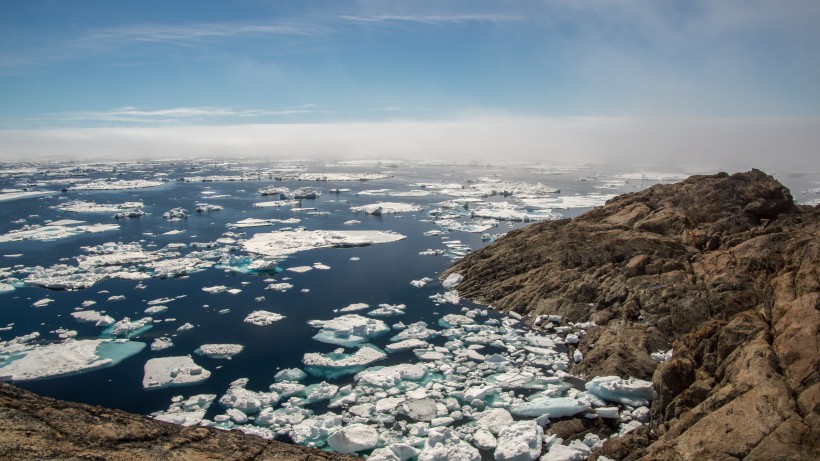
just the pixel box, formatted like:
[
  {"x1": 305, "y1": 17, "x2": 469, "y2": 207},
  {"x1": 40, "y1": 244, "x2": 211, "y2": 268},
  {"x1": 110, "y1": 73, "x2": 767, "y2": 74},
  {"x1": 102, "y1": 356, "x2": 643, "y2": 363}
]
[
  {"x1": 32, "y1": 105, "x2": 323, "y2": 125},
  {"x1": 1, "y1": 117, "x2": 817, "y2": 171}
]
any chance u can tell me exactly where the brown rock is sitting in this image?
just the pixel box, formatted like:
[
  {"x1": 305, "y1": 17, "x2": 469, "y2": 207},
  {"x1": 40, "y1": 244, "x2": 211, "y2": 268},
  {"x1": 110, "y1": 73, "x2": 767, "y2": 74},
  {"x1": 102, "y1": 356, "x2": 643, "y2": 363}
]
[
  {"x1": 0, "y1": 382, "x2": 357, "y2": 461},
  {"x1": 445, "y1": 169, "x2": 820, "y2": 460}
]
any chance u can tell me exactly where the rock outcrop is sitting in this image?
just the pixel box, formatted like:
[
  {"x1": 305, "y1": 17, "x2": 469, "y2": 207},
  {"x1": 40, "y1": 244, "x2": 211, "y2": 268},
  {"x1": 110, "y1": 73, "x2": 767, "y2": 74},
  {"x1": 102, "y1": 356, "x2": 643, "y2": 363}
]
[
  {"x1": 0, "y1": 382, "x2": 358, "y2": 461},
  {"x1": 445, "y1": 170, "x2": 819, "y2": 460}
]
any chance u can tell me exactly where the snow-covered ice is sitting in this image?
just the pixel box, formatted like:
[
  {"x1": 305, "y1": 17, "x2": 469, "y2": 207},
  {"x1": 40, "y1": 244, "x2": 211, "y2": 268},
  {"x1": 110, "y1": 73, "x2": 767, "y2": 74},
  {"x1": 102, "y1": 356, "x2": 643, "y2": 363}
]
[
  {"x1": 142, "y1": 356, "x2": 211, "y2": 389},
  {"x1": 243, "y1": 229, "x2": 406, "y2": 259},
  {"x1": 244, "y1": 310, "x2": 285, "y2": 326}
]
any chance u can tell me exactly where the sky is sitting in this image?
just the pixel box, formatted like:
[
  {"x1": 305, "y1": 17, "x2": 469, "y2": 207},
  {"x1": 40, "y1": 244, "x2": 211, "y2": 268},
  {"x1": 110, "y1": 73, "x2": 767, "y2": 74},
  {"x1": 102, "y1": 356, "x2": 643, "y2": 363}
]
[{"x1": 1, "y1": 0, "x2": 819, "y2": 166}]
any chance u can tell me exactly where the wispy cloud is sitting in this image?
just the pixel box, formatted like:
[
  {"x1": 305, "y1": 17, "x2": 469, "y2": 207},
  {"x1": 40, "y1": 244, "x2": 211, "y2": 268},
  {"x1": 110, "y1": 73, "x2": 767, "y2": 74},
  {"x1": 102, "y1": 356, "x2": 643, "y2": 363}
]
[
  {"x1": 32, "y1": 105, "x2": 325, "y2": 126},
  {"x1": 340, "y1": 13, "x2": 522, "y2": 25},
  {"x1": 74, "y1": 22, "x2": 326, "y2": 49}
]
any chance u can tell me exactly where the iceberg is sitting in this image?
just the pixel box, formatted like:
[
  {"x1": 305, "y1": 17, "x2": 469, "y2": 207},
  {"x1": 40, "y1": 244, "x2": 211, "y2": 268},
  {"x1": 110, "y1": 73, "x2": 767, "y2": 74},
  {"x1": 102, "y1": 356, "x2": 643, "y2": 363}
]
[
  {"x1": 494, "y1": 420, "x2": 543, "y2": 461},
  {"x1": 303, "y1": 345, "x2": 387, "y2": 378},
  {"x1": 243, "y1": 229, "x2": 406, "y2": 259},
  {"x1": 326, "y1": 424, "x2": 379, "y2": 454},
  {"x1": 104, "y1": 317, "x2": 152, "y2": 338},
  {"x1": 274, "y1": 368, "x2": 307, "y2": 382},
  {"x1": 368, "y1": 303, "x2": 406, "y2": 317},
  {"x1": 70, "y1": 179, "x2": 163, "y2": 190},
  {"x1": 289, "y1": 413, "x2": 344, "y2": 447},
  {"x1": 350, "y1": 202, "x2": 423, "y2": 215},
  {"x1": 441, "y1": 273, "x2": 464, "y2": 289},
  {"x1": 244, "y1": 310, "x2": 285, "y2": 326},
  {"x1": 142, "y1": 356, "x2": 211, "y2": 390},
  {"x1": 0, "y1": 221, "x2": 120, "y2": 243},
  {"x1": 70, "y1": 310, "x2": 115, "y2": 326},
  {"x1": 151, "y1": 394, "x2": 215, "y2": 427},
  {"x1": 194, "y1": 344, "x2": 244, "y2": 359},
  {"x1": 309, "y1": 314, "x2": 390, "y2": 347},
  {"x1": 219, "y1": 378, "x2": 277, "y2": 413},
  {"x1": 150, "y1": 337, "x2": 174, "y2": 351},
  {"x1": 0, "y1": 338, "x2": 145, "y2": 381},
  {"x1": 510, "y1": 397, "x2": 588, "y2": 418},
  {"x1": 418, "y1": 427, "x2": 480, "y2": 461},
  {"x1": 584, "y1": 376, "x2": 656, "y2": 407}
]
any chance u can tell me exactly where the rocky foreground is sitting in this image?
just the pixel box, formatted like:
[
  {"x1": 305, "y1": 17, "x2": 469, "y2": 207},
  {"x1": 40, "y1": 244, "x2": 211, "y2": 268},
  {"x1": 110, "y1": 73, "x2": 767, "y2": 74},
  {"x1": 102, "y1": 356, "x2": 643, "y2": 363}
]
[
  {"x1": 445, "y1": 169, "x2": 819, "y2": 460},
  {"x1": 0, "y1": 382, "x2": 358, "y2": 460}
]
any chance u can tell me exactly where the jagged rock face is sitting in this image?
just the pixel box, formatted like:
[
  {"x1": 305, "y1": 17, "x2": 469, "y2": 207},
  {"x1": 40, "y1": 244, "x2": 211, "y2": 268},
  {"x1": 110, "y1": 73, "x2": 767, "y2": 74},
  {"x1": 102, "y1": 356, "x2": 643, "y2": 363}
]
[
  {"x1": 446, "y1": 170, "x2": 819, "y2": 460},
  {"x1": 0, "y1": 383, "x2": 358, "y2": 461}
]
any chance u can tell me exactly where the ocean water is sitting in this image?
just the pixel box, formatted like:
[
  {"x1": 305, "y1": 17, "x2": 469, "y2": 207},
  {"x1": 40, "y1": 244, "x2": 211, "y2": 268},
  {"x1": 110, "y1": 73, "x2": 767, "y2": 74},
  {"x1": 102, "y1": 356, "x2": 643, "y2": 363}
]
[{"x1": 1, "y1": 160, "x2": 817, "y2": 453}]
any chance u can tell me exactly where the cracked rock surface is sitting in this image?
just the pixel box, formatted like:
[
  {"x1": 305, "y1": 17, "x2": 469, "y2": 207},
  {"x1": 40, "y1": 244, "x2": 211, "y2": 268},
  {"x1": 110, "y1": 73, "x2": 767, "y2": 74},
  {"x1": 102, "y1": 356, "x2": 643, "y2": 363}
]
[{"x1": 446, "y1": 170, "x2": 819, "y2": 460}]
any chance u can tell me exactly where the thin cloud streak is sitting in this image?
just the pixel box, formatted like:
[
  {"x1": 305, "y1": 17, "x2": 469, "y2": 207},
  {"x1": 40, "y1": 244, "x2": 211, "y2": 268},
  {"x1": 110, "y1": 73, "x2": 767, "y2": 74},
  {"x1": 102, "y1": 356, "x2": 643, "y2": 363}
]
[{"x1": 29, "y1": 105, "x2": 325, "y2": 126}]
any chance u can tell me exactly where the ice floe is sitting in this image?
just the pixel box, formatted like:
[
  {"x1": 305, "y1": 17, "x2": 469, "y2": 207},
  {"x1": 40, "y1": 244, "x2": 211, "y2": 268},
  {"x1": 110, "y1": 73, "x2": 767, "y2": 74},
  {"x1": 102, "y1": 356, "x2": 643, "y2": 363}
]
[
  {"x1": 308, "y1": 314, "x2": 390, "y2": 347},
  {"x1": 195, "y1": 344, "x2": 244, "y2": 359},
  {"x1": 350, "y1": 202, "x2": 423, "y2": 215},
  {"x1": 70, "y1": 179, "x2": 164, "y2": 190},
  {"x1": 244, "y1": 310, "x2": 285, "y2": 326},
  {"x1": 71, "y1": 310, "x2": 115, "y2": 326},
  {"x1": 243, "y1": 229, "x2": 406, "y2": 259},
  {"x1": 0, "y1": 338, "x2": 145, "y2": 381},
  {"x1": 0, "y1": 220, "x2": 119, "y2": 243},
  {"x1": 143, "y1": 355, "x2": 211, "y2": 389}
]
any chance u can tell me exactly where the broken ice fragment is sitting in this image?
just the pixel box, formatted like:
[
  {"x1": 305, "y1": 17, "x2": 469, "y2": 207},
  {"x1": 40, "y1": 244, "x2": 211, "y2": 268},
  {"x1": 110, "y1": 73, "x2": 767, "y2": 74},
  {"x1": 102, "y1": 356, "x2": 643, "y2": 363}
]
[
  {"x1": 326, "y1": 424, "x2": 379, "y2": 454},
  {"x1": 308, "y1": 314, "x2": 390, "y2": 347},
  {"x1": 510, "y1": 397, "x2": 588, "y2": 418},
  {"x1": 142, "y1": 356, "x2": 211, "y2": 390},
  {"x1": 584, "y1": 376, "x2": 656, "y2": 407},
  {"x1": 0, "y1": 339, "x2": 145, "y2": 381},
  {"x1": 194, "y1": 344, "x2": 244, "y2": 359},
  {"x1": 244, "y1": 310, "x2": 285, "y2": 326}
]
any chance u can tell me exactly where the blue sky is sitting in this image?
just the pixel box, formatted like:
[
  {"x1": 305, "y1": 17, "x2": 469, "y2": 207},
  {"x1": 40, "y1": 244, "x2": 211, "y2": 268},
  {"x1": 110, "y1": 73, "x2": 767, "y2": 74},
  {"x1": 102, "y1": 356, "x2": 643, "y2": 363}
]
[{"x1": 1, "y1": 0, "x2": 819, "y2": 163}]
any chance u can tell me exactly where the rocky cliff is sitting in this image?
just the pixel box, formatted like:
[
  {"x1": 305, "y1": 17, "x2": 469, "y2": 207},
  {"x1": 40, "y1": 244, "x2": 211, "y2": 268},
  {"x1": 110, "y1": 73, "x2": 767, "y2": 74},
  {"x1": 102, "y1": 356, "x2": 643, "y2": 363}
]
[
  {"x1": 445, "y1": 170, "x2": 819, "y2": 460},
  {"x1": 0, "y1": 382, "x2": 358, "y2": 461}
]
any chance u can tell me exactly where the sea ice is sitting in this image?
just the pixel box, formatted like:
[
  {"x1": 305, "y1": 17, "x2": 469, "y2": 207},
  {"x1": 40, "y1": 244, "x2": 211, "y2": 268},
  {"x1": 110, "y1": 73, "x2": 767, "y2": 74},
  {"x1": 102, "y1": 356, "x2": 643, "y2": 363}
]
[
  {"x1": 274, "y1": 368, "x2": 307, "y2": 382},
  {"x1": 584, "y1": 376, "x2": 656, "y2": 407},
  {"x1": 70, "y1": 310, "x2": 115, "y2": 326},
  {"x1": 0, "y1": 221, "x2": 120, "y2": 243},
  {"x1": 326, "y1": 423, "x2": 380, "y2": 453},
  {"x1": 418, "y1": 427, "x2": 480, "y2": 461},
  {"x1": 219, "y1": 379, "x2": 278, "y2": 413},
  {"x1": 105, "y1": 317, "x2": 152, "y2": 338},
  {"x1": 151, "y1": 394, "x2": 216, "y2": 427},
  {"x1": 308, "y1": 314, "x2": 390, "y2": 346},
  {"x1": 441, "y1": 273, "x2": 464, "y2": 289},
  {"x1": 350, "y1": 202, "x2": 423, "y2": 215},
  {"x1": 385, "y1": 338, "x2": 429, "y2": 352},
  {"x1": 32, "y1": 298, "x2": 55, "y2": 307},
  {"x1": 151, "y1": 337, "x2": 174, "y2": 351},
  {"x1": 494, "y1": 420, "x2": 543, "y2": 461},
  {"x1": 142, "y1": 356, "x2": 211, "y2": 389},
  {"x1": 476, "y1": 408, "x2": 514, "y2": 436},
  {"x1": 368, "y1": 303, "x2": 406, "y2": 317},
  {"x1": 195, "y1": 344, "x2": 244, "y2": 359},
  {"x1": 303, "y1": 345, "x2": 387, "y2": 377},
  {"x1": 243, "y1": 229, "x2": 406, "y2": 259},
  {"x1": 339, "y1": 303, "x2": 370, "y2": 312},
  {"x1": 70, "y1": 179, "x2": 163, "y2": 190},
  {"x1": 244, "y1": 310, "x2": 285, "y2": 326},
  {"x1": 510, "y1": 397, "x2": 588, "y2": 418},
  {"x1": 0, "y1": 338, "x2": 145, "y2": 381}
]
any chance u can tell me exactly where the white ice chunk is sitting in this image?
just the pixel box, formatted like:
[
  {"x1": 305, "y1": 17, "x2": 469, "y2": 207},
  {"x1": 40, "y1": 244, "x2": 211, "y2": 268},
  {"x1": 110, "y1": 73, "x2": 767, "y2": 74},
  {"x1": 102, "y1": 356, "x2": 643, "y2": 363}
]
[
  {"x1": 442, "y1": 273, "x2": 464, "y2": 289},
  {"x1": 0, "y1": 338, "x2": 145, "y2": 381},
  {"x1": 510, "y1": 397, "x2": 588, "y2": 418},
  {"x1": 326, "y1": 424, "x2": 379, "y2": 454},
  {"x1": 275, "y1": 368, "x2": 307, "y2": 382},
  {"x1": 476, "y1": 408, "x2": 514, "y2": 436},
  {"x1": 195, "y1": 344, "x2": 244, "y2": 359},
  {"x1": 70, "y1": 310, "x2": 115, "y2": 326},
  {"x1": 494, "y1": 420, "x2": 543, "y2": 461},
  {"x1": 308, "y1": 314, "x2": 389, "y2": 347},
  {"x1": 243, "y1": 229, "x2": 406, "y2": 259},
  {"x1": 142, "y1": 356, "x2": 211, "y2": 390},
  {"x1": 418, "y1": 427, "x2": 480, "y2": 461},
  {"x1": 244, "y1": 310, "x2": 285, "y2": 326},
  {"x1": 585, "y1": 376, "x2": 656, "y2": 407},
  {"x1": 350, "y1": 202, "x2": 423, "y2": 215}
]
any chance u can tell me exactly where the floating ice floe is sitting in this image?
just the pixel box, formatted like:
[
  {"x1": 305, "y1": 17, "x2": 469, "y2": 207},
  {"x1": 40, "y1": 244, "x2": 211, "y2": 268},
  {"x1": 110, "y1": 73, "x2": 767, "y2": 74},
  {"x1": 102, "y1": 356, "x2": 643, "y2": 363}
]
[
  {"x1": 510, "y1": 397, "x2": 588, "y2": 418},
  {"x1": 494, "y1": 420, "x2": 544, "y2": 461},
  {"x1": 308, "y1": 314, "x2": 390, "y2": 347},
  {"x1": 350, "y1": 202, "x2": 423, "y2": 215},
  {"x1": 0, "y1": 338, "x2": 145, "y2": 381},
  {"x1": 143, "y1": 355, "x2": 211, "y2": 389},
  {"x1": 367, "y1": 303, "x2": 406, "y2": 317},
  {"x1": 104, "y1": 317, "x2": 152, "y2": 338},
  {"x1": 151, "y1": 337, "x2": 174, "y2": 351},
  {"x1": 56, "y1": 200, "x2": 144, "y2": 214},
  {"x1": 338, "y1": 303, "x2": 370, "y2": 312},
  {"x1": 0, "y1": 220, "x2": 120, "y2": 243},
  {"x1": 71, "y1": 310, "x2": 115, "y2": 326},
  {"x1": 253, "y1": 200, "x2": 301, "y2": 208},
  {"x1": 410, "y1": 277, "x2": 433, "y2": 288},
  {"x1": 275, "y1": 368, "x2": 307, "y2": 382},
  {"x1": 70, "y1": 179, "x2": 164, "y2": 190},
  {"x1": 244, "y1": 310, "x2": 285, "y2": 326},
  {"x1": 584, "y1": 376, "x2": 657, "y2": 407},
  {"x1": 32, "y1": 297, "x2": 55, "y2": 308},
  {"x1": 162, "y1": 208, "x2": 187, "y2": 220},
  {"x1": 195, "y1": 344, "x2": 244, "y2": 359},
  {"x1": 152, "y1": 394, "x2": 216, "y2": 426},
  {"x1": 243, "y1": 229, "x2": 406, "y2": 259},
  {"x1": 0, "y1": 189, "x2": 56, "y2": 202},
  {"x1": 303, "y1": 345, "x2": 387, "y2": 378},
  {"x1": 326, "y1": 423, "x2": 379, "y2": 454},
  {"x1": 441, "y1": 273, "x2": 463, "y2": 289},
  {"x1": 195, "y1": 203, "x2": 223, "y2": 212},
  {"x1": 227, "y1": 217, "x2": 301, "y2": 228}
]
